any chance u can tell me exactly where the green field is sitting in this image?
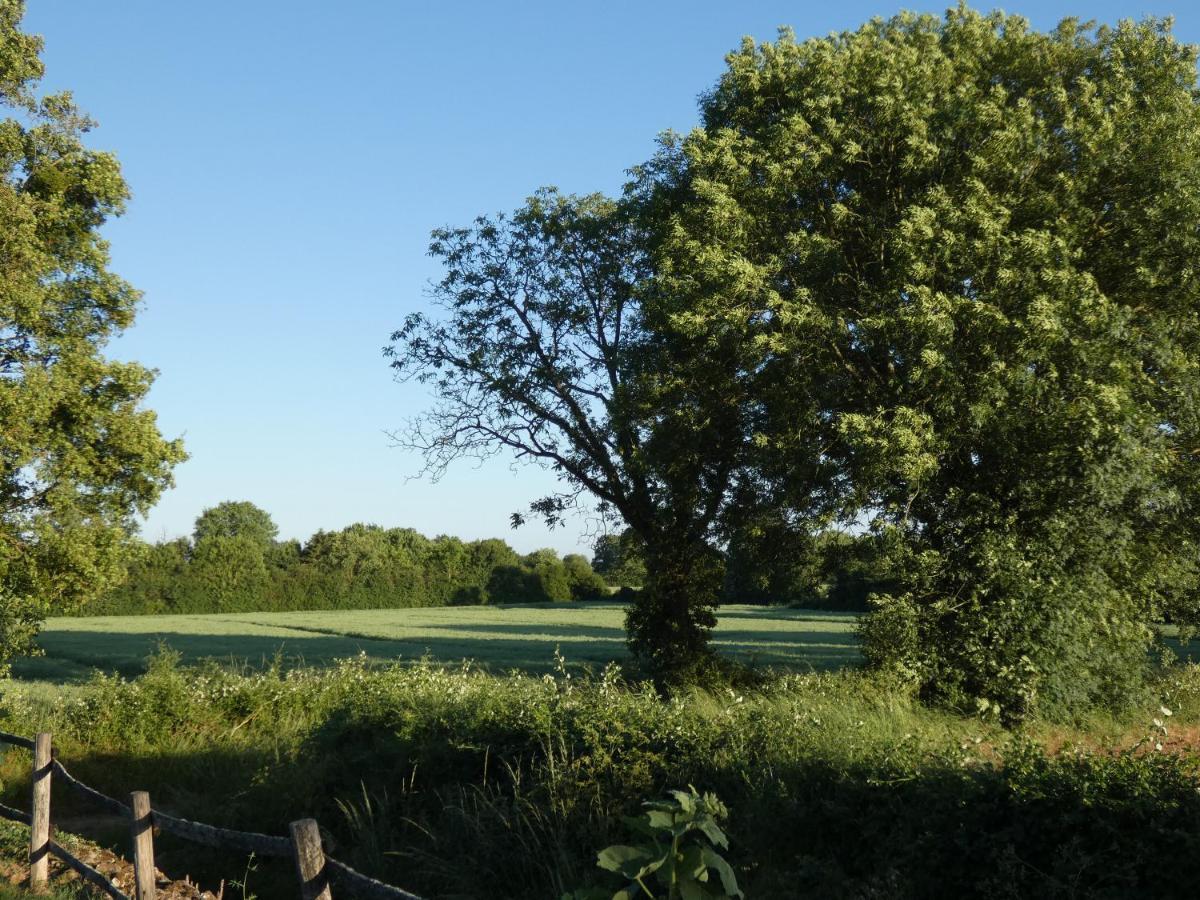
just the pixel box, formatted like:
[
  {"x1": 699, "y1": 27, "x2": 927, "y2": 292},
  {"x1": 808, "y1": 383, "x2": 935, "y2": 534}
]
[{"x1": 10, "y1": 603, "x2": 861, "y2": 686}]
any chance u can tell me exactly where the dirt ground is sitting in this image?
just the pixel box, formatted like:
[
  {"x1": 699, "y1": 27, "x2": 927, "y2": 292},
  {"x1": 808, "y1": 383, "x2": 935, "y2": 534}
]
[{"x1": 0, "y1": 822, "x2": 224, "y2": 900}]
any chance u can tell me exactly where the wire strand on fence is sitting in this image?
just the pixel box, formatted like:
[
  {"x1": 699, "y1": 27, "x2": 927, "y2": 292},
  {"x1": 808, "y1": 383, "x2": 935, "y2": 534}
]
[
  {"x1": 0, "y1": 730, "x2": 427, "y2": 899},
  {"x1": 151, "y1": 809, "x2": 292, "y2": 858},
  {"x1": 0, "y1": 801, "x2": 31, "y2": 826},
  {"x1": 51, "y1": 757, "x2": 294, "y2": 858},
  {"x1": 50, "y1": 754, "x2": 308, "y2": 860},
  {"x1": 51, "y1": 759, "x2": 134, "y2": 818},
  {"x1": 325, "y1": 858, "x2": 425, "y2": 900},
  {"x1": 48, "y1": 840, "x2": 131, "y2": 900},
  {"x1": 0, "y1": 730, "x2": 35, "y2": 751}
]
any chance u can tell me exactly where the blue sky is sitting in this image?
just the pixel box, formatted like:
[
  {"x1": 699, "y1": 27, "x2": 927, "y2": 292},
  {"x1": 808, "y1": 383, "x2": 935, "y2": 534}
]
[{"x1": 22, "y1": 1, "x2": 1200, "y2": 554}]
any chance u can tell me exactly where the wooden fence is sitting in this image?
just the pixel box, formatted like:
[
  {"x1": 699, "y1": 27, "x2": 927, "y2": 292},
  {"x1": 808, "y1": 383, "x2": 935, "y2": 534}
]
[{"x1": 0, "y1": 730, "x2": 423, "y2": 900}]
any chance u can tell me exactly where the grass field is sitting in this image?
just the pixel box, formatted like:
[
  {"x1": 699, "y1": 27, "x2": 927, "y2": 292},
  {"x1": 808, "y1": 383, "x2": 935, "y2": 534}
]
[{"x1": 10, "y1": 602, "x2": 860, "y2": 687}]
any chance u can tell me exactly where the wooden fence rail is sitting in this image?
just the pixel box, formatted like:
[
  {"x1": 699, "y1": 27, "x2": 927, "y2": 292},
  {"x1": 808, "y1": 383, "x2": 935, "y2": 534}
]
[{"x1": 0, "y1": 731, "x2": 424, "y2": 900}]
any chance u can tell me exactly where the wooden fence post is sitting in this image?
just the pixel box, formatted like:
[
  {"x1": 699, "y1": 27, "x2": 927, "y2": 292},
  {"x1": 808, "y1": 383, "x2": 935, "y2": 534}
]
[
  {"x1": 290, "y1": 818, "x2": 331, "y2": 900},
  {"x1": 130, "y1": 791, "x2": 157, "y2": 900},
  {"x1": 30, "y1": 731, "x2": 52, "y2": 891}
]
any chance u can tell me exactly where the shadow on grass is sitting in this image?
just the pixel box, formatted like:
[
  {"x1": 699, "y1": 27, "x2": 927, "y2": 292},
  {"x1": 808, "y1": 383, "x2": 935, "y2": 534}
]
[
  {"x1": 26, "y1": 631, "x2": 613, "y2": 676},
  {"x1": 423, "y1": 622, "x2": 625, "y2": 640},
  {"x1": 713, "y1": 628, "x2": 861, "y2": 646},
  {"x1": 715, "y1": 606, "x2": 859, "y2": 622},
  {"x1": 9, "y1": 654, "x2": 100, "y2": 685},
  {"x1": 20, "y1": 623, "x2": 861, "y2": 684}
]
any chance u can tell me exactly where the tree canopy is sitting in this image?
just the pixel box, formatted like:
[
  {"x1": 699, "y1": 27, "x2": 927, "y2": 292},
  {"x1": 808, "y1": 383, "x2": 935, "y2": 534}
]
[
  {"x1": 193, "y1": 501, "x2": 279, "y2": 548},
  {"x1": 393, "y1": 6, "x2": 1200, "y2": 716},
  {"x1": 0, "y1": 0, "x2": 183, "y2": 671},
  {"x1": 654, "y1": 6, "x2": 1200, "y2": 717}
]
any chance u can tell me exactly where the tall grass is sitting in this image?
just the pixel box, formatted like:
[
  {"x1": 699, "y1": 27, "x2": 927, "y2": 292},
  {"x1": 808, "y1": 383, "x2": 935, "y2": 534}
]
[{"x1": 3, "y1": 652, "x2": 1200, "y2": 897}]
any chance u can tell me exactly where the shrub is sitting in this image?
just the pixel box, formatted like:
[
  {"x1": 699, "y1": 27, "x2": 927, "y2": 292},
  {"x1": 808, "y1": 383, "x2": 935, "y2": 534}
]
[{"x1": 565, "y1": 554, "x2": 610, "y2": 601}]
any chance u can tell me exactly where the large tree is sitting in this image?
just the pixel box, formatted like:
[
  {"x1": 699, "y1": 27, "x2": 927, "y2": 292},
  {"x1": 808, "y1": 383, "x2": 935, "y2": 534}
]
[
  {"x1": 652, "y1": 7, "x2": 1200, "y2": 718},
  {"x1": 0, "y1": 1, "x2": 183, "y2": 670},
  {"x1": 387, "y1": 189, "x2": 813, "y2": 682}
]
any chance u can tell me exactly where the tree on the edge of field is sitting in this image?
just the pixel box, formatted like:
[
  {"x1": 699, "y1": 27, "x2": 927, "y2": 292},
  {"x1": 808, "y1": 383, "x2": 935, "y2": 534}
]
[
  {"x1": 193, "y1": 500, "x2": 279, "y2": 549},
  {"x1": 653, "y1": 6, "x2": 1200, "y2": 719},
  {"x1": 386, "y1": 188, "x2": 831, "y2": 684},
  {"x1": 0, "y1": 0, "x2": 184, "y2": 671},
  {"x1": 591, "y1": 529, "x2": 646, "y2": 588}
]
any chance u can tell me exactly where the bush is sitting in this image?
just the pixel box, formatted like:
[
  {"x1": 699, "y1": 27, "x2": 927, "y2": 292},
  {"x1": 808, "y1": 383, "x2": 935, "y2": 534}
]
[{"x1": 564, "y1": 554, "x2": 610, "y2": 601}]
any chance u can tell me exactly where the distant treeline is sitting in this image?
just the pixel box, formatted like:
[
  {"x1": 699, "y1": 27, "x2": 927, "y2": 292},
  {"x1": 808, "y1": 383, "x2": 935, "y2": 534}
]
[
  {"x1": 95, "y1": 501, "x2": 885, "y2": 616},
  {"x1": 91, "y1": 501, "x2": 610, "y2": 616}
]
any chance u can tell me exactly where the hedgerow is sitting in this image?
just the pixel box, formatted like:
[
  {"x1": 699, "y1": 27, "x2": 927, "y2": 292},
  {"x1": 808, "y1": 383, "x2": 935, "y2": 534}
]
[
  {"x1": 3, "y1": 654, "x2": 1200, "y2": 897},
  {"x1": 88, "y1": 519, "x2": 608, "y2": 615}
]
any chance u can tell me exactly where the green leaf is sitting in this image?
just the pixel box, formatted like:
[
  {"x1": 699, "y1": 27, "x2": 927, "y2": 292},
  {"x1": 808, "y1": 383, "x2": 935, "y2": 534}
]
[
  {"x1": 701, "y1": 847, "x2": 743, "y2": 898},
  {"x1": 668, "y1": 789, "x2": 697, "y2": 815},
  {"x1": 621, "y1": 815, "x2": 661, "y2": 839},
  {"x1": 645, "y1": 809, "x2": 676, "y2": 830},
  {"x1": 680, "y1": 844, "x2": 707, "y2": 880},
  {"x1": 697, "y1": 819, "x2": 729, "y2": 850},
  {"x1": 597, "y1": 845, "x2": 655, "y2": 878},
  {"x1": 643, "y1": 800, "x2": 678, "y2": 814}
]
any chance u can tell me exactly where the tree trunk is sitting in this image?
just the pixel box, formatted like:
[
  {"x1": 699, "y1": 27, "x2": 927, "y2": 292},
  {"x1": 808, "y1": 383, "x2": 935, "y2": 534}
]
[{"x1": 624, "y1": 536, "x2": 723, "y2": 688}]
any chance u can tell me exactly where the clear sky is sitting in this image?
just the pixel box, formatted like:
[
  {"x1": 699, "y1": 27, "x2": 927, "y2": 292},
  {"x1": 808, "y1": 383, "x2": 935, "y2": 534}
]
[{"x1": 21, "y1": 1, "x2": 1200, "y2": 554}]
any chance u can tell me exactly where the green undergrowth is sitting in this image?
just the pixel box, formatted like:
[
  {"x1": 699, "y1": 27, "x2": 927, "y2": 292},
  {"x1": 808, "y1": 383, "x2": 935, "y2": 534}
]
[
  {"x1": 0, "y1": 881, "x2": 92, "y2": 900},
  {"x1": 1, "y1": 652, "x2": 1200, "y2": 898}
]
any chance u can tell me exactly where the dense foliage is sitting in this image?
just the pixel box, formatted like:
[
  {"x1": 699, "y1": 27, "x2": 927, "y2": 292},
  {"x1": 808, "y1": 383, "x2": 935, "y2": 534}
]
[
  {"x1": 621, "y1": 7, "x2": 1200, "y2": 718},
  {"x1": 192, "y1": 500, "x2": 279, "y2": 547},
  {"x1": 0, "y1": 0, "x2": 183, "y2": 670},
  {"x1": 722, "y1": 527, "x2": 890, "y2": 611},
  {"x1": 5, "y1": 654, "x2": 1200, "y2": 898},
  {"x1": 92, "y1": 501, "x2": 608, "y2": 614}
]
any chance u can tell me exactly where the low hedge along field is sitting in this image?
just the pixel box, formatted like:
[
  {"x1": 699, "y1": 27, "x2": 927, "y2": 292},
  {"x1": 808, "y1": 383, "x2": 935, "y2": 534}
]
[{"x1": 3, "y1": 648, "x2": 1200, "y2": 898}]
